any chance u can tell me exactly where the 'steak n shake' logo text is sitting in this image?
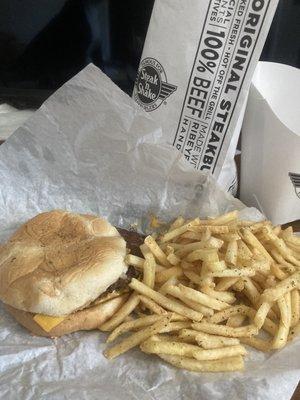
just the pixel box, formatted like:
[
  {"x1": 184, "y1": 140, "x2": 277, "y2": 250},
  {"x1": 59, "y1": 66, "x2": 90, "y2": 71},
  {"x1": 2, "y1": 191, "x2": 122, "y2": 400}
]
[{"x1": 134, "y1": 58, "x2": 177, "y2": 112}]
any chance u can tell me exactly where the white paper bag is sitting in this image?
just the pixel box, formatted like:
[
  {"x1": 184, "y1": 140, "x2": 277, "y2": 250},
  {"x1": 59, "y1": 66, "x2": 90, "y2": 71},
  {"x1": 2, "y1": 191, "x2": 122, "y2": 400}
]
[
  {"x1": 133, "y1": 0, "x2": 279, "y2": 193},
  {"x1": 240, "y1": 61, "x2": 300, "y2": 224}
]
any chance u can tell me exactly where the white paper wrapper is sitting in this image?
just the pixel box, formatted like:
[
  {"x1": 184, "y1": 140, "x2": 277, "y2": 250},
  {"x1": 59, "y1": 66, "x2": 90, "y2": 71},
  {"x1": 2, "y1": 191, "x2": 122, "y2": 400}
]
[
  {"x1": 240, "y1": 62, "x2": 300, "y2": 224},
  {"x1": 0, "y1": 64, "x2": 298, "y2": 400}
]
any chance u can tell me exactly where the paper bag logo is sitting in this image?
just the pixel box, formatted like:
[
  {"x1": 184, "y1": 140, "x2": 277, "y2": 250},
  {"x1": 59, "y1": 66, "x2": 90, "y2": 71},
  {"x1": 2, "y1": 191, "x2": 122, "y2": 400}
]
[
  {"x1": 134, "y1": 57, "x2": 177, "y2": 112},
  {"x1": 289, "y1": 173, "x2": 300, "y2": 199}
]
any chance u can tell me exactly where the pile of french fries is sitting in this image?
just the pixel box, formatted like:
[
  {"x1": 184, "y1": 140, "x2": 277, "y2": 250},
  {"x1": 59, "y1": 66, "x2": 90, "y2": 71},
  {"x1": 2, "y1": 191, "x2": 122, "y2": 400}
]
[{"x1": 100, "y1": 211, "x2": 300, "y2": 373}]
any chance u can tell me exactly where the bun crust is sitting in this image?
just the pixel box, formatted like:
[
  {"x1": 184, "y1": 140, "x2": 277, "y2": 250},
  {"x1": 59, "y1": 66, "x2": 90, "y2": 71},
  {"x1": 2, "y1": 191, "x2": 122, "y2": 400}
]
[
  {"x1": 5, "y1": 294, "x2": 128, "y2": 337},
  {"x1": 0, "y1": 210, "x2": 127, "y2": 316}
]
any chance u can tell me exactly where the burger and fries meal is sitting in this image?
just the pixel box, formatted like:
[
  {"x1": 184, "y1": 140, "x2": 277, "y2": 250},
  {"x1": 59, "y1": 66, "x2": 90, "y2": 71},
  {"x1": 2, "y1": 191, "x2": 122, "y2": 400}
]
[{"x1": 0, "y1": 209, "x2": 300, "y2": 374}]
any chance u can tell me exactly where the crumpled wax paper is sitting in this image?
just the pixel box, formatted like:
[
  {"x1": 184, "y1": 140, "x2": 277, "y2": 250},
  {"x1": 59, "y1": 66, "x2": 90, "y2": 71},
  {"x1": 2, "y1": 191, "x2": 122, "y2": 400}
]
[{"x1": 0, "y1": 64, "x2": 298, "y2": 400}]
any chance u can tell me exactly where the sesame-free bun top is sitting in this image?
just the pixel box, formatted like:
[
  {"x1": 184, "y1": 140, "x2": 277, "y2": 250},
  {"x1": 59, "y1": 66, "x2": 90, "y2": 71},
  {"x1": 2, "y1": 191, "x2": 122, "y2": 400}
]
[{"x1": 0, "y1": 210, "x2": 127, "y2": 316}]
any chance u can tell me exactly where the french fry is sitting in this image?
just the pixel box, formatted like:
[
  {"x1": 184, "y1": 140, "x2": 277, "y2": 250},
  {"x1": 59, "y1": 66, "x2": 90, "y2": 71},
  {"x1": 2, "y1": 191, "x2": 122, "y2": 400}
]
[
  {"x1": 186, "y1": 248, "x2": 219, "y2": 263},
  {"x1": 291, "y1": 289, "x2": 300, "y2": 327},
  {"x1": 192, "y1": 321, "x2": 258, "y2": 337},
  {"x1": 168, "y1": 216, "x2": 185, "y2": 231},
  {"x1": 253, "y1": 302, "x2": 271, "y2": 329},
  {"x1": 209, "y1": 211, "x2": 239, "y2": 225},
  {"x1": 237, "y1": 240, "x2": 252, "y2": 260},
  {"x1": 219, "y1": 233, "x2": 241, "y2": 241},
  {"x1": 144, "y1": 236, "x2": 171, "y2": 267},
  {"x1": 143, "y1": 257, "x2": 156, "y2": 289},
  {"x1": 141, "y1": 339, "x2": 246, "y2": 361},
  {"x1": 201, "y1": 285, "x2": 236, "y2": 304},
  {"x1": 106, "y1": 314, "x2": 164, "y2": 343},
  {"x1": 165, "y1": 285, "x2": 213, "y2": 316},
  {"x1": 158, "y1": 276, "x2": 178, "y2": 295},
  {"x1": 227, "y1": 314, "x2": 246, "y2": 327},
  {"x1": 208, "y1": 305, "x2": 250, "y2": 324},
  {"x1": 232, "y1": 279, "x2": 245, "y2": 292},
  {"x1": 288, "y1": 322, "x2": 300, "y2": 342},
  {"x1": 189, "y1": 226, "x2": 231, "y2": 234},
  {"x1": 241, "y1": 228, "x2": 273, "y2": 262},
  {"x1": 178, "y1": 284, "x2": 230, "y2": 311},
  {"x1": 99, "y1": 293, "x2": 140, "y2": 331},
  {"x1": 270, "y1": 249, "x2": 296, "y2": 273},
  {"x1": 159, "y1": 321, "x2": 191, "y2": 333},
  {"x1": 260, "y1": 272, "x2": 300, "y2": 303},
  {"x1": 243, "y1": 277, "x2": 261, "y2": 306},
  {"x1": 125, "y1": 254, "x2": 146, "y2": 270},
  {"x1": 183, "y1": 270, "x2": 204, "y2": 285},
  {"x1": 160, "y1": 219, "x2": 200, "y2": 243},
  {"x1": 209, "y1": 268, "x2": 255, "y2": 278},
  {"x1": 129, "y1": 279, "x2": 203, "y2": 321},
  {"x1": 272, "y1": 296, "x2": 290, "y2": 349},
  {"x1": 155, "y1": 265, "x2": 183, "y2": 284},
  {"x1": 204, "y1": 260, "x2": 227, "y2": 272},
  {"x1": 159, "y1": 354, "x2": 244, "y2": 372},
  {"x1": 178, "y1": 329, "x2": 202, "y2": 343},
  {"x1": 104, "y1": 315, "x2": 172, "y2": 359},
  {"x1": 215, "y1": 277, "x2": 239, "y2": 291},
  {"x1": 195, "y1": 331, "x2": 240, "y2": 349},
  {"x1": 139, "y1": 295, "x2": 167, "y2": 315},
  {"x1": 241, "y1": 337, "x2": 271, "y2": 352},
  {"x1": 225, "y1": 240, "x2": 238, "y2": 266},
  {"x1": 166, "y1": 253, "x2": 181, "y2": 266}
]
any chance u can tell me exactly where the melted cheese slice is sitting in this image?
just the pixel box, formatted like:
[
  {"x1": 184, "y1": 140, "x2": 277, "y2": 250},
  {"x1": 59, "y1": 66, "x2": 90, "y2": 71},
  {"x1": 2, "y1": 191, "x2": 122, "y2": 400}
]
[{"x1": 33, "y1": 314, "x2": 66, "y2": 332}]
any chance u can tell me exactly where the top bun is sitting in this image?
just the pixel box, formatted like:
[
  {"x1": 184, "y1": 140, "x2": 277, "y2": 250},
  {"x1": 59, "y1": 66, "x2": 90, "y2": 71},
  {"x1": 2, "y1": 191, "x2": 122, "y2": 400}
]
[{"x1": 0, "y1": 210, "x2": 127, "y2": 316}]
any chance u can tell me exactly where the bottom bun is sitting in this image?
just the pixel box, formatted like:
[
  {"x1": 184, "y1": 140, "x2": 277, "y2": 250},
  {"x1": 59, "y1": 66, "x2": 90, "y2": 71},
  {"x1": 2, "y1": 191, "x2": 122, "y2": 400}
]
[{"x1": 5, "y1": 294, "x2": 128, "y2": 337}]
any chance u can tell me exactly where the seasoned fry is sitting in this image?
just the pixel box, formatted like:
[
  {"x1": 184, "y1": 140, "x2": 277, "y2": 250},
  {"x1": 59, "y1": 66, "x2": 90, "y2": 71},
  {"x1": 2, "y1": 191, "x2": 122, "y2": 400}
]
[
  {"x1": 243, "y1": 277, "x2": 261, "y2": 305},
  {"x1": 215, "y1": 277, "x2": 239, "y2": 291},
  {"x1": 106, "y1": 314, "x2": 164, "y2": 343},
  {"x1": 272, "y1": 296, "x2": 290, "y2": 349},
  {"x1": 155, "y1": 265, "x2": 183, "y2": 284},
  {"x1": 291, "y1": 289, "x2": 300, "y2": 327},
  {"x1": 241, "y1": 337, "x2": 271, "y2": 352},
  {"x1": 165, "y1": 285, "x2": 214, "y2": 316},
  {"x1": 192, "y1": 321, "x2": 258, "y2": 337},
  {"x1": 143, "y1": 257, "x2": 156, "y2": 289},
  {"x1": 208, "y1": 305, "x2": 249, "y2": 323},
  {"x1": 195, "y1": 331, "x2": 240, "y2": 349},
  {"x1": 189, "y1": 226, "x2": 230, "y2": 234},
  {"x1": 139, "y1": 295, "x2": 167, "y2": 315},
  {"x1": 99, "y1": 293, "x2": 140, "y2": 331},
  {"x1": 104, "y1": 212, "x2": 300, "y2": 373},
  {"x1": 104, "y1": 315, "x2": 171, "y2": 359},
  {"x1": 159, "y1": 354, "x2": 244, "y2": 372},
  {"x1": 209, "y1": 211, "x2": 239, "y2": 225},
  {"x1": 261, "y1": 272, "x2": 300, "y2": 303},
  {"x1": 167, "y1": 252, "x2": 181, "y2": 266},
  {"x1": 183, "y1": 270, "x2": 204, "y2": 285},
  {"x1": 186, "y1": 248, "x2": 219, "y2": 262},
  {"x1": 129, "y1": 279, "x2": 203, "y2": 321},
  {"x1": 201, "y1": 285, "x2": 236, "y2": 304},
  {"x1": 159, "y1": 321, "x2": 191, "y2": 333},
  {"x1": 227, "y1": 314, "x2": 246, "y2": 327},
  {"x1": 144, "y1": 236, "x2": 171, "y2": 267},
  {"x1": 209, "y1": 268, "x2": 255, "y2": 278},
  {"x1": 160, "y1": 219, "x2": 200, "y2": 243},
  {"x1": 125, "y1": 254, "x2": 146, "y2": 270},
  {"x1": 178, "y1": 284, "x2": 230, "y2": 311},
  {"x1": 241, "y1": 228, "x2": 273, "y2": 262},
  {"x1": 225, "y1": 240, "x2": 238, "y2": 266},
  {"x1": 254, "y1": 302, "x2": 271, "y2": 329},
  {"x1": 168, "y1": 216, "x2": 185, "y2": 231},
  {"x1": 141, "y1": 339, "x2": 246, "y2": 361}
]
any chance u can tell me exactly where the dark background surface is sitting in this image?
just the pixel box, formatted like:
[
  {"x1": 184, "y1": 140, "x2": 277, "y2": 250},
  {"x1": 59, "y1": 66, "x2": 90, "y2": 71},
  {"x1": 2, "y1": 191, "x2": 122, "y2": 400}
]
[{"x1": 0, "y1": 0, "x2": 299, "y2": 109}]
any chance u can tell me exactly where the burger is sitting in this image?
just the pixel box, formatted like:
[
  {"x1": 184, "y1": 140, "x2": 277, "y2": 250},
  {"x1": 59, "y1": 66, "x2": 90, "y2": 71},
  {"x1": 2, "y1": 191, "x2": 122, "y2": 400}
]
[{"x1": 0, "y1": 210, "x2": 142, "y2": 337}]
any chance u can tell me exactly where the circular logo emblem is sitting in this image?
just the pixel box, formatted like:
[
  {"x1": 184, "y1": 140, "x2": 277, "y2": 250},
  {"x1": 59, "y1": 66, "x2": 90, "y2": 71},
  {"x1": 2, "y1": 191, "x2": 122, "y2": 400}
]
[{"x1": 134, "y1": 58, "x2": 177, "y2": 112}]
